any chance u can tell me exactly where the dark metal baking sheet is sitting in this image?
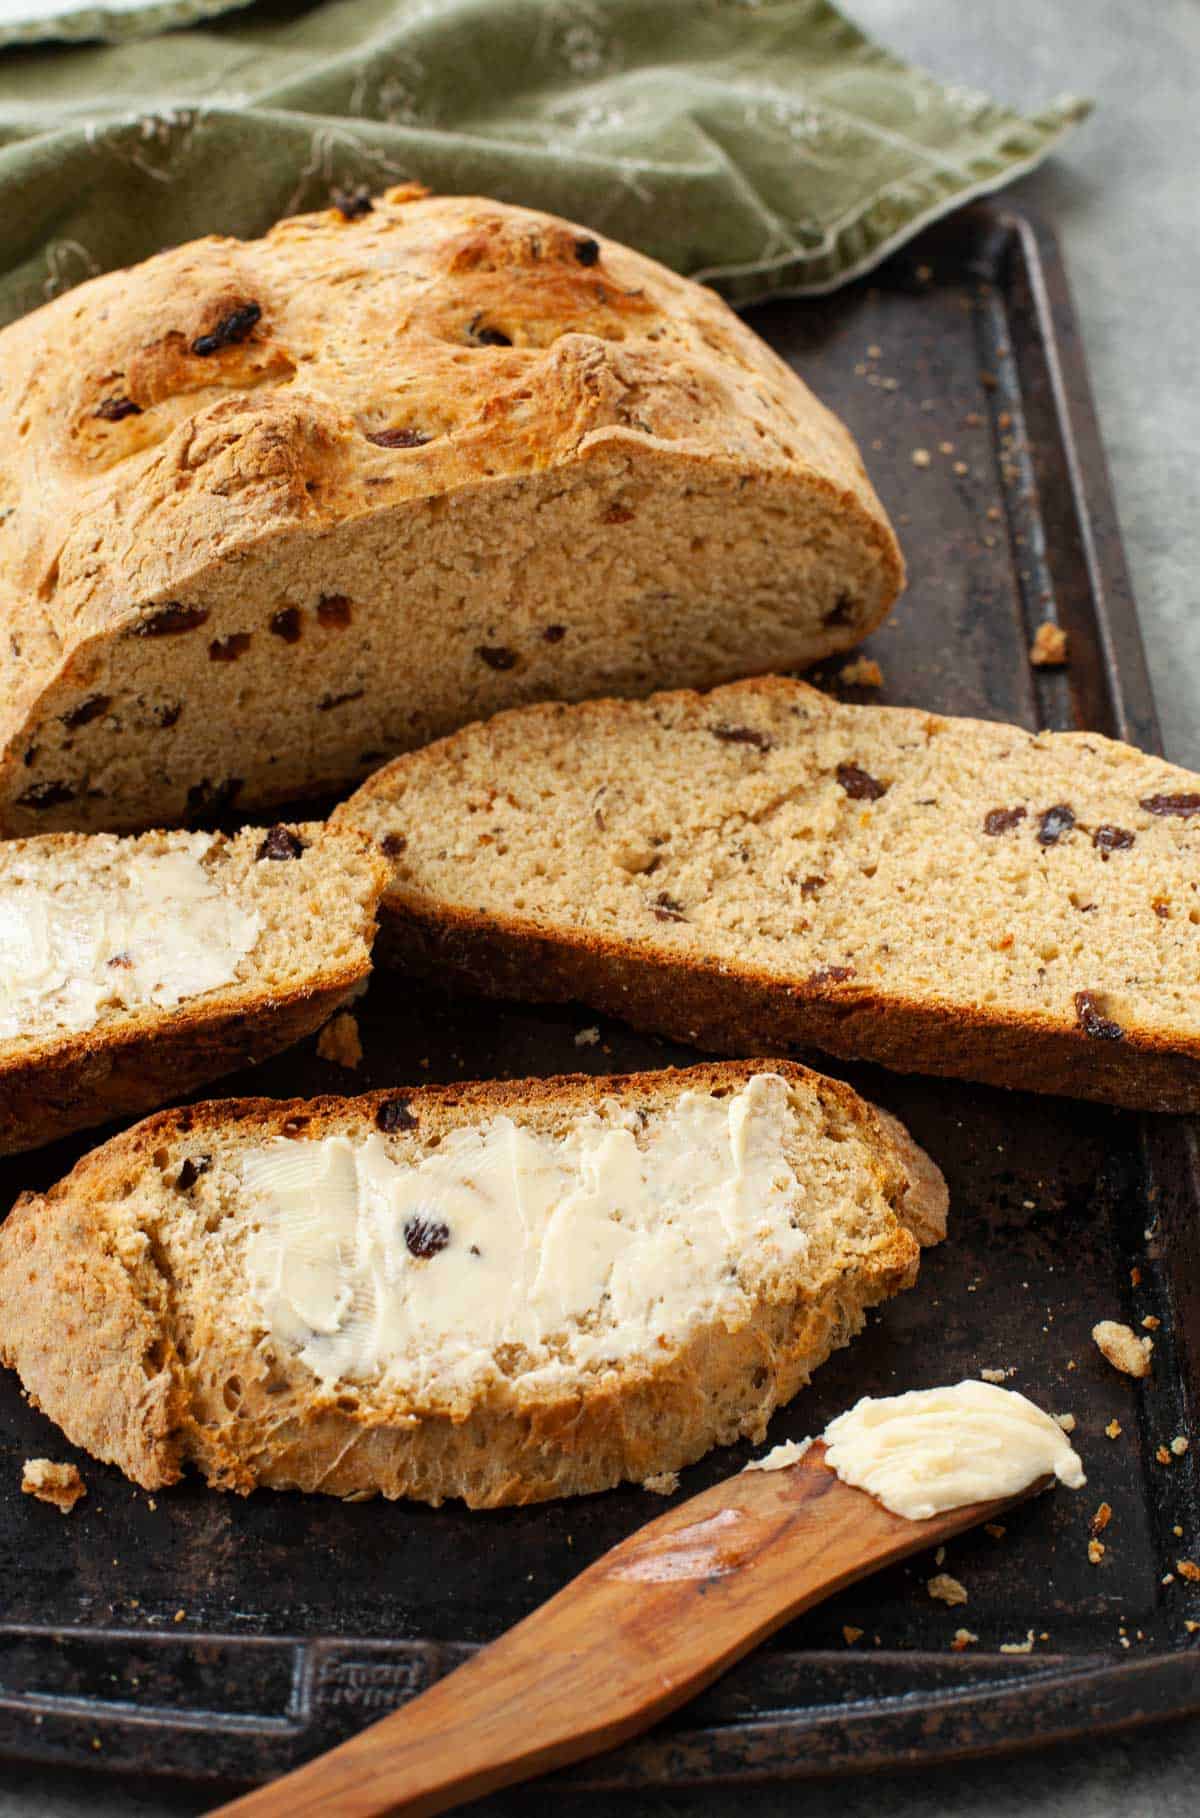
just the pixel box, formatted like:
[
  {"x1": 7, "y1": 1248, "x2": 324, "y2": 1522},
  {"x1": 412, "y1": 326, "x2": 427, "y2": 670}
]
[{"x1": 0, "y1": 204, "x2": 1196, "y2": 1793}]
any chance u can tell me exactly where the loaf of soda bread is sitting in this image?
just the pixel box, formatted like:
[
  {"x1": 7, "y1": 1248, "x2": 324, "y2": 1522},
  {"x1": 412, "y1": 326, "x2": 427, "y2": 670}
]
[
  {"x1": 0, "y1": 187, "x2": 901, "y2": 836},
  {"x1": 0, "y1": 1062, "x2": 945, "y2": 1506},
  {"x1": 340, "y1": 676, "x2": 1200, "y2": 1112},
  {"x1": 0, "y1": 822, "x2": 384, "y2": 1153}
]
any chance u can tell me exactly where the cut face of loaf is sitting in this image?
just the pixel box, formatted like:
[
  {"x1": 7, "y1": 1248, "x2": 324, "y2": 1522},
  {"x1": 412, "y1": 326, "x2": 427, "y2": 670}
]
[
  {"x1": 0, "y1": 188, "x2": 901, "y2": 836},
  {"x1": 340, "y1": 677, "x2": 1200, "y2": 1112},
  {"x1": 0, "y1": 1063, "x2": 945, "y2": 1507},
  {"x1": 0, "y1": 822, "x2": 384, "y2": 1153}
]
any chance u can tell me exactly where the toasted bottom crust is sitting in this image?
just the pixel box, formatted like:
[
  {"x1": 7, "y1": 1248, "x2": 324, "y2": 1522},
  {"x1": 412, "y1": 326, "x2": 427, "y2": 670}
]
[
  {"x1": 0, "y1": 1061, "x2": 940, "y2": 1506},
  {"x1": 377, "y1": 901, "x2": 1200, "y2": 1115},
  {"x1": 0, "y1": 966, "x2": 368, "y2": 1155}
]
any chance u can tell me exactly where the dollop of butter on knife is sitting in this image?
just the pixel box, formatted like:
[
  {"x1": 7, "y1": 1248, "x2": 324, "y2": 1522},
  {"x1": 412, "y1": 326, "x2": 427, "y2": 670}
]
[{"x1": 820, "y1": 1381, "x2": 1085, "y2": 1519}]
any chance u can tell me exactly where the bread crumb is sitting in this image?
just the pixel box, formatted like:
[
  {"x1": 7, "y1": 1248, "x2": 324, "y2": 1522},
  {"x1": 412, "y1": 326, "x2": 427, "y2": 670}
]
[
  {"x1": 983, "y1": 1523, "x2": 1006, "y2": 1541},
  {"x1": 934, "y1": 1546, "x2": 946, "y2": 1566},
  {"x1": 148, "y1": 1497, "x2": 157, "y2": 1512},
  {"x1": 911, "y1": 448, "x2": 932, "y2": 468},
  {"x1": 1175, "y1": 1525, "x2": 1184, "y2": 1537},
  {"x1": 1130, "y1": 1266, "x2": 1142, "y2": 1286},
  {"x1": 174, "y1": 1609, "x2": 186, "y2": 1623},
  {"x1": 979, "y1": 1368, "x2": 1010, "y2": 1384},
  {"x1": 1088, "y1": 1539, "x2": 1105, "y2": 1564},
  {"x1": 574, "y1": 1025, "x2": 601, "y2": 1048},
  {"x1": 939, "y1": 441, "x2": 955, "y2": 456},
  {"x1": 842, "y1": 1625, "x2": 863, "y2": 1645},
  {"x1": 21, "y1": 1459, "x2": 86, "y2": 1514},
  {"x1": 1177, "y1": 1559, "x2": 1200, "y2": 1583},
  {"x1": 1142, "y1": 1315, "x2": 1161, "y2": 1330},
  {"x1": 1092, "y1": 1320, "x2": 1152, "y2": 1378},
  {"x1": 953, "y1": 461, "x2": 970, "y2": 477},
  {"x1": 1030, "y1": 621, "x2": 1069, "y2": 667},
  {"x1": 1171, "y1": 1436, "x2": 1189, "y2": 1456},
  {"x1": 316, "y1": 1012, "x2": 362, "y2": 1070},
  {"x1": 928, "y1": 1573, "x2": 968, "y2": 1607},
  {"x1": 950, "y1": 1628, "x2": 979, "y2": 1651},
  {"x1": 1186, "y1": 1621, "x2": 1199, "y2": 1634},
  {"x1": 1105, "y1": 1419, "x2": 1122, "y2": 1439},
  {"x1": 745, "y1": 1437, "x2": 812, "y2": 1473},
  {"x1": 867, "y1": 344, "x2": 882, "y2": 359},
  {"x1": 838, "y1": 657, "x2": 884, "y2": 689},
  {"x1": 1162, "y1": 1573, "x2": 1175, "y2": 1585},
  {"x1": 1090, "y1": 1502, "x2": 1113, "y2": 1535},
  {"x1": 1054, "y1": 1413, "x2": 1076, "y2": 1433},
  {"x1": 1000, "y1": 1631, "x2": 1036, "y2": 1654},
  {"x1": 642, "y1": 1471, "x2": 679, "y2": 1497},
  {"x1": 1157, "y1": 1445, "x2": 1173, "y2": 1465}
]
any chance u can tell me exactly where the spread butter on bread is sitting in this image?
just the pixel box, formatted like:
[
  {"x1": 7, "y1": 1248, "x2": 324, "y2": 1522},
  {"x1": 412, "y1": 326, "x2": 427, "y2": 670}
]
[
  {"x1": 0, "y1": 822, "x2": 384, "y2": 1152},
  {"x1": 0, "y1": 1062, "x2": 944, "y2": 1505}
]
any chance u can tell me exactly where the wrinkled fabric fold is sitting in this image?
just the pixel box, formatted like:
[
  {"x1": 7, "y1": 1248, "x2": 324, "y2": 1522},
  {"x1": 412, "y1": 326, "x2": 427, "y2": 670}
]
[{"x1": 0, "y1": 0, "x2": 1088, "y2": 323}]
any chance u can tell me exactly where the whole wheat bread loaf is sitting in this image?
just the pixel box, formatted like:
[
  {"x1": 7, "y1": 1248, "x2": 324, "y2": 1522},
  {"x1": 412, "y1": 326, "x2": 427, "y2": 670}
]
[
  {"x1": 0, "y1": 1062, "x2": 945, "y2": 1507},
  {"x1": 0, "y1": 187, "x2": 901, "y2": 837},
  {"x1": 0, "y1": 822, "x2": 384, "y2": 1153},
  {"x1": 340, "y1": 677, "x2": 1200, "y2": 1112}
]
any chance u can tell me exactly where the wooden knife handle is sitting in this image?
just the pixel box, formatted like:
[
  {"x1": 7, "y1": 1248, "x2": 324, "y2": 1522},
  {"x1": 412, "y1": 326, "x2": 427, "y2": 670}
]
[{"x1": 211, "y1": 1442, "x2": 1045, "y2": 1818}]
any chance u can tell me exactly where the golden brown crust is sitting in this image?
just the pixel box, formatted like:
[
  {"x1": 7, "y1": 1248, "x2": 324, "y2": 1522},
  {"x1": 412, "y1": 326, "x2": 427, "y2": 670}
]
[
  {"x1": 0, "y1": 1190, "x2": 181, "y2": 1488},
  {"x1": 0, "y1": 189, "x2": 901, "y2": 834},
  {"x1": 0, "y1": 1060, "x2": 941, "y2": 1505},
  {"x1": 0, "y1": 969, "x2": 366, "y2": 1156},
  {"x1": 378, "y1": 896, "x2": 1200, "y2": 1112}
]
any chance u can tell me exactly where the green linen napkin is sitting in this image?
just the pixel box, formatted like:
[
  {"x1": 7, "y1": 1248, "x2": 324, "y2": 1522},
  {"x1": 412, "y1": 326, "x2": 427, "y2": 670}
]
[{"x1": 0, "y1": 0, "x2": 1088, "y2": 327}]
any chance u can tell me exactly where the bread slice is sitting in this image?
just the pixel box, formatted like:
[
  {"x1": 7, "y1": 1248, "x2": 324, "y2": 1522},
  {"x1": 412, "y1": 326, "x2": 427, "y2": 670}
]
[
  {"x1": 0, "y1": 1061, "x2": 945, "y2": 1507},
  {"x1": 339, "y1": 676, "x2": 1200, "y2": 1112},
  {"x1": 0, "y1": 823, "x2": 384, "y2": 1153},
  {"x1": 0, "y1": 187, "x2": 901, "y2": 836}
]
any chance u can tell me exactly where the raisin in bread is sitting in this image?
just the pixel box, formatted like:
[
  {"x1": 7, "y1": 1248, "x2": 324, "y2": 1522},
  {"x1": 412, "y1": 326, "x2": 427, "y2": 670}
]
[
  {"x1": 340, "y1": 677, "x2": 1200, "y2": 1113},
  {"x1": 0, "y1": 1062, "x2": 945, "y2": 1506},
  {"x1": 0, "y1": 187, "x2": 901, "y2": 837},
  {"x1": 0, "y1": 822, "x2": 384, "y2": 1153}
]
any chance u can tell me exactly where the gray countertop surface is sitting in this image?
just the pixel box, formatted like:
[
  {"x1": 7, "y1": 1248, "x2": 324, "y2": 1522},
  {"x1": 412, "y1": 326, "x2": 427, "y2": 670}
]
[{"x1": 6, "y1": 0, "x2": 1198, "y2": 1812}]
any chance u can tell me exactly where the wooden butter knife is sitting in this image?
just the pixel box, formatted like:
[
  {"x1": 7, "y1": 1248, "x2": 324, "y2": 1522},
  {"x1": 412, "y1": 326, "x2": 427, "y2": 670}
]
[{"x1": 211, "y1": 1439, "x2": 1050, "y2": 1818}]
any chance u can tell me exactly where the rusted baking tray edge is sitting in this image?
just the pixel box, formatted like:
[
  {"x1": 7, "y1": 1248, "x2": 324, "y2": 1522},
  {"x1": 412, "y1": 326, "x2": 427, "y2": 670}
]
[
  {"x1": 0, "y1": 1628, "x2": 1197, "y2": 1787},
  {"x1": 1, "y1": 206, "x2": 1196, "y2": 1790}
]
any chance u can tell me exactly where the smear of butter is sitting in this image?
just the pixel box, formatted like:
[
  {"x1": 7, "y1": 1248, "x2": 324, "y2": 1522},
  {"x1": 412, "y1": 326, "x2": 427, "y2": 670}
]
[
  {"x1": 612, "y1": 1509, "x2": 744, "y2": 1583},
  {"x1": 239, "y1": 1073, "x2": 809, "y2": 1397},
  {"x1": 0, "y1": 836, "x2": 259, "y2": 1043},
  {"x1": 822, "y1": 1381, "x2": 1085, "y2": 1520},
  {"x1": 744, "y1": 1438, "x2": 813, "y2": 1473}
]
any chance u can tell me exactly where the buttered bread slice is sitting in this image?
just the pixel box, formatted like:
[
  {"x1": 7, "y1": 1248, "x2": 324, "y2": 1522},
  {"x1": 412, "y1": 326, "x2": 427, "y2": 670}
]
[
  {"x1": 0, "y1": 1063, "x2": 945, "y2": 1506},
  {"x1": 0, "y1": 822, "x2": 384, "y2": 1153},
  {"x1": 341, "y1": 676, "x2": 1200, "y2": 1112}
]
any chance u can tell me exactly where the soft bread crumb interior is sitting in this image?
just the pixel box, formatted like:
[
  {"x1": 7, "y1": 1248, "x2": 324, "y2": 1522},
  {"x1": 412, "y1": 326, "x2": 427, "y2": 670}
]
[{"x1": 346, "y1": 680, "x2": 1200, "y2": 1040}]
